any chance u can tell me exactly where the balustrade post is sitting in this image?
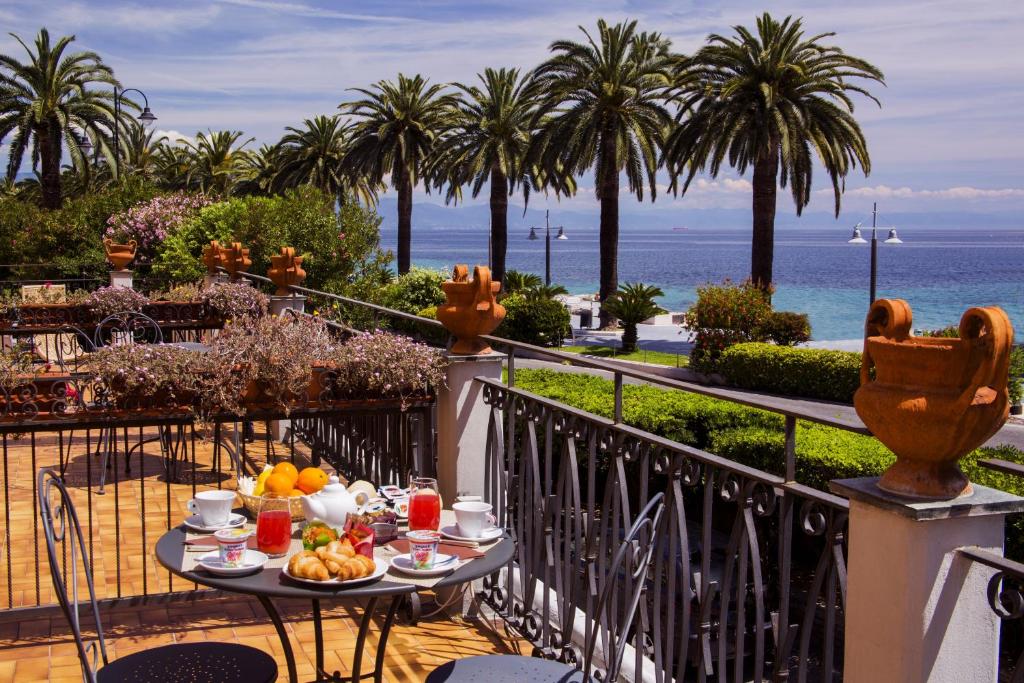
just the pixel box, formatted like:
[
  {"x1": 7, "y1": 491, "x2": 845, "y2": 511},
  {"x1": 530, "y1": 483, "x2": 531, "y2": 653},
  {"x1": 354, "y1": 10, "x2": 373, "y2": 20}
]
[
  {"x1": 269, "y1": 295, "x2": 306, "y2": 317},
  {"x1": 109, "y1": 269, "x2": 133, "y2": 289},
  {"x1": 831, "y1": 477, "x2": 1024, "y2": 682},
  {"x1": 435, "y1": 352, "x2": 503, "y2": 503}
]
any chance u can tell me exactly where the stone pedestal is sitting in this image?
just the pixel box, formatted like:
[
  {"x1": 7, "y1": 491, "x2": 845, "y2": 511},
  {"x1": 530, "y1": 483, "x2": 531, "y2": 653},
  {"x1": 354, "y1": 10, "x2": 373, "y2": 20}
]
[
  {"x1": 109, "y1": 270, "x2": 133, "y2": 289},
  {"x1": 270, "y1": 295, "x2": 306, "y2": 317},
  {"x1": 203, "y1": 273, "x2": 225, "y2": 289},
  {"x1": 435, "y1": 352, "x2": 503, "y2": 503},
  {"x1": 831, "y1": 477, "x2": 1024, "y2": 683}
]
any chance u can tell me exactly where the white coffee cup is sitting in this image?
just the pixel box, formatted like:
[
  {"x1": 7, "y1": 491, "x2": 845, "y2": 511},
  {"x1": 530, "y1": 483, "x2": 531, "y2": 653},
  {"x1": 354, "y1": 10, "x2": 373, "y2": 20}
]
[
  {"x1": 453, "y1": 501, "x2": 496, "y2": 539},
  {"x1": 186, "y1": 490, "x2": 236, "y2": 527}
]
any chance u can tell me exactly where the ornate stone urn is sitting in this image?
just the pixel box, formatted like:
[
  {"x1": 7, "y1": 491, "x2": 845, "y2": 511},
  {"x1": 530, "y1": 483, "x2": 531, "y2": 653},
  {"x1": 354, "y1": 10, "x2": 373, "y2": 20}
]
[
  {"x1": 202, "y1": 241, "x2": 224, "y2": 274},
  {"x1": 222, "y1": 242, "x2": 252, "y2": 280},
  {"x1": 267, "y1": 247, "x2": 306, "y2": 295},
  {"x1": 436, "y1": 265, "x2": 505, "y2": 355},
  {"x1": 854, "y1": 298, "x2": 1014, "y2": 499},
  {"x1": 103, "y1": 238, "x2": 137, "y2": 271}
]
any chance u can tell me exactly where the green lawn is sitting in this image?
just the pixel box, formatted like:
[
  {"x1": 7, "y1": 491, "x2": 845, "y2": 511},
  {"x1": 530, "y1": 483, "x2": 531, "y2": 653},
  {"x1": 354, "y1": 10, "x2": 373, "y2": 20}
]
[{"x1": 559, "y1": 345, "x2": 688, "y2": 368}]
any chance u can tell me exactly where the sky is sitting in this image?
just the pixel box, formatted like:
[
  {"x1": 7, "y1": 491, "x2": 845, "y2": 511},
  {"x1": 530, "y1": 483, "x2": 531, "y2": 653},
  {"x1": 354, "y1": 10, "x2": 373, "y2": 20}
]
[{"x1": 1, "y1": 0, "x2": 1022, "y2": 226}]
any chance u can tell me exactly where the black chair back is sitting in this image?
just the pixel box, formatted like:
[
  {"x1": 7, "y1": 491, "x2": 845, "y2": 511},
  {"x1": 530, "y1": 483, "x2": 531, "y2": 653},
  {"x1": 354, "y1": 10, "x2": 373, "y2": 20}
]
[
  {"x1": 583, "y1": 492, "x2": 666, "y2": 681},
  {"x1": 37, "y1": 468, "x2": 109, "y2": 682}
]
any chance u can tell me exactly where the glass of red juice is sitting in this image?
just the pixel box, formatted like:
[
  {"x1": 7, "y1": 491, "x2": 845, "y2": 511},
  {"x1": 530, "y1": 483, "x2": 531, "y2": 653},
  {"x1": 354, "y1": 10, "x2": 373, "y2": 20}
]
[
  {"x1": 408, "y1": 477, "x2": 441, "y2": 532},
  {"x1": 256, "y1": 494, "x2": 292, "y2": 557}
]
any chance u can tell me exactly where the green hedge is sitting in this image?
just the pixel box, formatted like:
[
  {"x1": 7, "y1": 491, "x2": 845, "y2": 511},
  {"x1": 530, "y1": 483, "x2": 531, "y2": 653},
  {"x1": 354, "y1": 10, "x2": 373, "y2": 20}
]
[
  {"x1": 716, "y1": 343, "x2": 863, "y2": 403},
  {"x1": 496, "y1": 294, "x2": 570, "y2": 347}
]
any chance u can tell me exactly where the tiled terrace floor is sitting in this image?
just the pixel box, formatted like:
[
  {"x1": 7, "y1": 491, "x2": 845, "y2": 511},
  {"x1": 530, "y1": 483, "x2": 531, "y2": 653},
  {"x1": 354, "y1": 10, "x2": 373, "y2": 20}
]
[{"x1": 0, "y1": 421, "x2": 523, "y2": 681}]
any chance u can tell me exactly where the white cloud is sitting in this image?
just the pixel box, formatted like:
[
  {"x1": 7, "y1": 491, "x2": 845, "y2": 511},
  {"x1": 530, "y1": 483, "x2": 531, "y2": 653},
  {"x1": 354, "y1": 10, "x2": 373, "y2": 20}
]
[
  {"x1": 214, "y1": 0, "x2": 418, "y2": 23},
  {"x1": 839, "y1": 185, "x2": 1024, "y2": 201},
  {"x1": 153, "y1": 129, "x2": 194, "y2": 146}
]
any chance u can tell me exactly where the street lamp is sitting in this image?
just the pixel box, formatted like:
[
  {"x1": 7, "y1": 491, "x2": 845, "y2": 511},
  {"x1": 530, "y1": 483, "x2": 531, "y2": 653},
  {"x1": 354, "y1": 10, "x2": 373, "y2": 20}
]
[
  {"x1": 112, "y1": 87, "x2": 157, "y2": 179},
  {"x1": 528, "y1": 210, "x2": 566, "y2": 286},
  {"x1": 848, "y1": 202, "x2": 902, "y2": 305}
]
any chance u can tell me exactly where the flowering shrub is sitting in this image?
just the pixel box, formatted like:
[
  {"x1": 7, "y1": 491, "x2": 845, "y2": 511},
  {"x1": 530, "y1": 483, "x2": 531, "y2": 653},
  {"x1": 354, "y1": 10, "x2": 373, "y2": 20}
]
[
  {"x1": 105, "y1": 193, "x2": 210, "y2": 259},
  {"x1": 89, "y1": 344, "x2": 202, "y2": 408},
  {"x1": 683, "y1": 280, "x2": 773, "y2": 372},
  {"x1": 203, "y1": 282, "x2": 269, "y2": 321},
  {"x1": 151, "y1": 282, "x2": 205, "y2": 303},
  {"x1": 84, "y1": 286, "x2": 149, "y2": 319},
  {"x1": 327, "y1": 331, "x2": 447, "y2": 407},
  {"x1": 0, "y1": 342, "x2": 38, "y2": 392},
  {"x1": 206, "y1": 314, "x2": 338, "y2": 415}
]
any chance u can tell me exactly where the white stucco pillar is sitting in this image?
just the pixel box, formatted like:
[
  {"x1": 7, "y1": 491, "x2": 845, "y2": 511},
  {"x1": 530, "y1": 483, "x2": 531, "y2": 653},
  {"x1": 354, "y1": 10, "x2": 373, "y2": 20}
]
[
  {"x1": 435, "y1": 352, "x2": 503, "y2": 503},
  {"x1": 269, "y1": 295, "x2": 306, "y2": 317},
  {"x1": 202, "y1": 273, "x2": 224, "y2": 289},
  {"x1": 109, "y1": 270, "x2": 133, "y2": 289},
  {"x1": 831, "y1": 477, "x2": 1024, "y2": 683}
]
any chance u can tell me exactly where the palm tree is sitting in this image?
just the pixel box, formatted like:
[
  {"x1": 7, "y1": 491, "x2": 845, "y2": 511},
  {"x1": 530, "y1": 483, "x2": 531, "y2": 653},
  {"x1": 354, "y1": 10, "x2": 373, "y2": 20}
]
[
  {"x1": 276, "y1": 114, "x2": 379, "y2": 206},
  {"x1": 0, "y1": 28, "x2": 120, "y2": 208},
  {"x1": 236, "y1": 143, "x2": 283, "y2": 196},
  {"x1": 601, "y1": 282, "x2": 666, "y2": 353},
  {"x1": 152, "y1": 142, "x2": 192, "y2": 190},
  {"x1": 182, "y1": 130, "x2": 254, "y2": 196},
  {"x1": 665, "y1": 13, "x2": 884, "y2": 290},
  {"x1": 502, "y1": 269, "x2": 542, "y2": 295},
  {"x1": 429, "y1": 68, "x2": 574, "y2": 284},
  {"x1": 341, "y1": 74, "x2": 457, "y2": 274},
  {"x1": 120, "y1": 122, "x2": 167, "y2": 180},
  {"x1": 530, "y1": 20, "x2": 675, "y2": 327}
]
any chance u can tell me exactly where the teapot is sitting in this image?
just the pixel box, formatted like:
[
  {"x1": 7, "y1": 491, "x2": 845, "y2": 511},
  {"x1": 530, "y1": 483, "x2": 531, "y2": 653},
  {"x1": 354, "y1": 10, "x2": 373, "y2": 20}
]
[{"x1": 299, "y1": 476, "x2": 360, "y2": 527}]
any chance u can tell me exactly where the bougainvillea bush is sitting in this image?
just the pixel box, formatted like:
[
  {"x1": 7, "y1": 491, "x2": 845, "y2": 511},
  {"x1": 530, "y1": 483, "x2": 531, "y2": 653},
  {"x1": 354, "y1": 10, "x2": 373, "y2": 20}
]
[
  {"x1": 328, "y1": 331, "x2": 447, "y2": 407},
  {"x1": 83, "y1": 286, "x2": 149, "y2": 318},
  {"x1": 105, "y1": 193, "x2": 210, "y2": 261},
  {"x1": 203, "y1": 282, "x2": 270, "y2": 322}
]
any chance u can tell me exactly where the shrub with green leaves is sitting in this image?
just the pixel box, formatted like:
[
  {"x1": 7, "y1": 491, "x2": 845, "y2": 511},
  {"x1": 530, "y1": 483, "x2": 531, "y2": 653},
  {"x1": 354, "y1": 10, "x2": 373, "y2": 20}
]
[
  {"x1": 496, "y1": 293, "x2": 570, "y2": 347},
  {"x1": 380, "y1": 267, "x2": 447, "y2": 314},
  {"x1": 683, "y1": 280, "x2": 774, "y2": 371},
  {"x1": 763, "y1": 311, "x2": 811, "y2": 346},
  {"x1": 717, "y1": 343, "x2": 862, "y2": 403}
]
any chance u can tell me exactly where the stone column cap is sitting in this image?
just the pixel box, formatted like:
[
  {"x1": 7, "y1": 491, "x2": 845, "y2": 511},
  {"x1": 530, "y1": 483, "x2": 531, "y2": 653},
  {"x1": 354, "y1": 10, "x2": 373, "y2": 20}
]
[
  {"x1": 830, "y1": 476, "x2": 1024, "y2": 521},
  {"x1": 445, "y1": 350, "x2": 505, "y2": 362}
]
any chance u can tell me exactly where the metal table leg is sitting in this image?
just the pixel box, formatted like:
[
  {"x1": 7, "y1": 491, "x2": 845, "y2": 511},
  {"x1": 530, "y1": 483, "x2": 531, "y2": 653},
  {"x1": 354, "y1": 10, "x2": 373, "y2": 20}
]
[
  {"x1": 257, "y1": 594, "x2": 298, "y2": 683},
  {"x1": 372, "y1": 596, "x2": 403, "y2": 683},
  {"x1": 350, "y1": 596, "x2": 378, "y2": 682}
]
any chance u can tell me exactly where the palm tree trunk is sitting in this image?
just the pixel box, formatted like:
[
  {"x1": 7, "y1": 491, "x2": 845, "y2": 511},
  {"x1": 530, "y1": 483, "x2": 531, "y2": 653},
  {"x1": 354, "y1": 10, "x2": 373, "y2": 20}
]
[
  {"x1": 750, "y1": 140, "x2": 779, "y2": 292},
  {"x1": 598, "y1": 126, "x2": 619, "y2": 329},
  {"x1": 38, "y1": 121, "x2": 63, "y2": 210},
  {"x1": 489, "y1": 166, "x2": 508, "y2": 286},
  {"x1": 396, "y1": 165, "x2": 413, "y2": 275}
]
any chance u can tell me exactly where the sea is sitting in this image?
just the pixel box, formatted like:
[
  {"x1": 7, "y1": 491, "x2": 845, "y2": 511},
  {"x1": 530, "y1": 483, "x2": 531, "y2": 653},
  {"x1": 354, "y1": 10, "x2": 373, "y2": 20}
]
[{"x1": 380, "y1": 225, "x2": 1024, "y2": 341}]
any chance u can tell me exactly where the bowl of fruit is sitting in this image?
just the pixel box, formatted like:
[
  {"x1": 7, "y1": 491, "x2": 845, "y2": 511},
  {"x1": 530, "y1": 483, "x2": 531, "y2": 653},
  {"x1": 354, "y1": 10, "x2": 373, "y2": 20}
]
[{"x1": 236, "y1": 462, "x2": 333, "y2": 521}]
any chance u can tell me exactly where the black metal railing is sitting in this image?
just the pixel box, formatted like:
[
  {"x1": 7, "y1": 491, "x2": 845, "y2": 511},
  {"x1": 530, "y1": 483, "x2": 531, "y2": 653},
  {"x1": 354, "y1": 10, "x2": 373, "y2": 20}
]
[
  {"x1": 473, "y1": 378, "x2": 848, "y2": 682},
  {"x1": 0, "y1": 405, "x2": 433, "y2": 613}
]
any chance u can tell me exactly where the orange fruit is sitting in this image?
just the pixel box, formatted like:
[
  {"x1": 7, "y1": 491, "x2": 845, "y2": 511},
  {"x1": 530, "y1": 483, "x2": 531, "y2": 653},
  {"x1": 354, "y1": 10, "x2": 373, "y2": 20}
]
[
  {"x1": 271, "y1": 462, "x2": 299, "y2": 486},
  {"x1": 264, "y1": 473, "x2": 294, "y2": 496},
  {"x1": 295, "y1": 467, "x2": 329, "y2": 494},
  {"x1": 288, "y1": 488, "x2": 304, "y2": 498}
]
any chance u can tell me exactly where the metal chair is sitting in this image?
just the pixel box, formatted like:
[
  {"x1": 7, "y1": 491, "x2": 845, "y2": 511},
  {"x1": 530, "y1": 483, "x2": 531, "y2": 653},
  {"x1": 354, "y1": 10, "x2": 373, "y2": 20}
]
[
  {"x1": 426, "y1": 493, "x2": 667, "y2": 683},
  {"x1": 37, "y1": 468, "x2": 278, "y2": 682}
]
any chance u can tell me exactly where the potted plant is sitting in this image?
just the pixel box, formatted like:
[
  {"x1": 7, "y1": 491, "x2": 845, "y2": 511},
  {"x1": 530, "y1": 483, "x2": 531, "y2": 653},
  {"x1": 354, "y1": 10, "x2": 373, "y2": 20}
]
[
  {"x1": 203, "y1": 281, "x2": 270, "y2": 323},
  {"x1": 88, "y1": 344, "x2": 202, "y2": 413},
  {"x1": 145, "y1": 282, "x2": 214, "y2": 327}
]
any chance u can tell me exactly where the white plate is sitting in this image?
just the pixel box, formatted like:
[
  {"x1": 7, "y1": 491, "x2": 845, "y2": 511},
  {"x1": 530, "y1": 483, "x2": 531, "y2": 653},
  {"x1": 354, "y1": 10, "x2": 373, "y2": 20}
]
[
  {"x1": 197, "y1": 550, "x2": 267, "y2": 576},
  {"x1": 379, "y1": 486, "x2": 408, "y2": 501},
  {"x1": 439, "y1": 525, "x2": 502, "y2": 543},
  {"x1": 389, "y1": 553, "x2": 458, "y2": 577},
  {"x1": 183, "y1": 513, "x2": 247, "y2": 533},
  {"x1": 282, "y1": 557, "x2": 388, "y2": 587}
]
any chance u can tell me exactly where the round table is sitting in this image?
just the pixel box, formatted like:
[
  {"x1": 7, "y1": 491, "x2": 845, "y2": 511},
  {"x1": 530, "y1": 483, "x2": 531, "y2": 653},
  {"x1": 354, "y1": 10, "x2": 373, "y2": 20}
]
[{"x1": 156, "y1": 526, "x2": 514, "y2": 683}]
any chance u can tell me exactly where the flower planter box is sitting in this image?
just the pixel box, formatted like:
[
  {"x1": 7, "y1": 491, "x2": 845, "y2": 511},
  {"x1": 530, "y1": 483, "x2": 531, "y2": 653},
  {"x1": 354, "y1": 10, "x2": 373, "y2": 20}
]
[
  {"x1": 141, "y1": 301, "x2": 222, "y2": 329},
  {"x1": 0, "y1": 301, "x2": 224, "y2": 334},
  {"x1": 2, "y1": 304, "x2": 93, "y2": 329},
  {"x1": 0, "y1": 374, "x2": 84, "y2": 420}
]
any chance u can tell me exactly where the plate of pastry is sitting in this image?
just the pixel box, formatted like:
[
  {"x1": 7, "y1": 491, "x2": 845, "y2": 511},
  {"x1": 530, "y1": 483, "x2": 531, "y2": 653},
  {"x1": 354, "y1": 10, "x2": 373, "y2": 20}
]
[{"x1": 283, "y1": 539, "x2": 386, "y2": 586}]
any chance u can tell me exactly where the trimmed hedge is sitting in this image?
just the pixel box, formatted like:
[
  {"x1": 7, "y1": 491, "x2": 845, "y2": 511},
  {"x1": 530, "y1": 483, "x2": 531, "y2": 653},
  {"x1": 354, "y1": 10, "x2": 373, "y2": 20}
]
[
  {"x1": 716, "y1": 343, "x2": 862, "y2": 403},
  {"x1": 496, "y1": 293, "x2": 570, "y2": 347}
]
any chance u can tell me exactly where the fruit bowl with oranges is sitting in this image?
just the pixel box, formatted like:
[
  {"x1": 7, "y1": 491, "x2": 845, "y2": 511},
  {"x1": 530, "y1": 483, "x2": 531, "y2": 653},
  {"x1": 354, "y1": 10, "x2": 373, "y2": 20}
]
[{"x1": 236, "y1": 462, "x2": 333, "y2": 522}]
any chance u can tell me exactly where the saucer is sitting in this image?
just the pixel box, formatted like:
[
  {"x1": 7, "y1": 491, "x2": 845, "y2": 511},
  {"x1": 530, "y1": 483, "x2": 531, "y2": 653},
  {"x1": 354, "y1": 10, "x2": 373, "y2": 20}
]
[
  {"x1": 183, "y1": 513, "x2": 246, "y2": 533},
  {"x1": 439, "y1": 525, "x2": 502, "y2": 543},
  {"x1": 389, "y1": 553, "x2": 458, "y2": 577},
  {"x1": 197, "y1": 550, "x2": 267, "y2": 576}
]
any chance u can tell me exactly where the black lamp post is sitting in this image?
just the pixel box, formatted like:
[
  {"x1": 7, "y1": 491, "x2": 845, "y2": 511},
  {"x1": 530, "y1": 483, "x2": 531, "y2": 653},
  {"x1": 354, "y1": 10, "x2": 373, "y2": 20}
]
[
  {"x1": 847, "y1": 201, "x2": 902, "y2": 305},
  {"x1": 528, "y1": 209, "x2": 567, "y2": 286},
  {"x1": 112, "y1": 87, "x2": 157, "y2": 178}
]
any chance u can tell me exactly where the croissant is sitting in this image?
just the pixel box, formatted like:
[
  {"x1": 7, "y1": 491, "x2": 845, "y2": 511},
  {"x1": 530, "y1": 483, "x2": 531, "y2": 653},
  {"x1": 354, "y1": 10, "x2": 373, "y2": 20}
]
[
  {"x1": 288, "y1": 551, "x2": 329, "y2": 581},
  {"x1": 335, "y1": 555, "x2": 375, "y2": 581}
]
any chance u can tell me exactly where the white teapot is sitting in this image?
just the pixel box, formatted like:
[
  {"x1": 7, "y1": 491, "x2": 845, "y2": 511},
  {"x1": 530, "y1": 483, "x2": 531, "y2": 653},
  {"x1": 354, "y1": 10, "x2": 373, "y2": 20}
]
[{"x1": 299, "y1": 475, "x2": 360, "y2": 527}]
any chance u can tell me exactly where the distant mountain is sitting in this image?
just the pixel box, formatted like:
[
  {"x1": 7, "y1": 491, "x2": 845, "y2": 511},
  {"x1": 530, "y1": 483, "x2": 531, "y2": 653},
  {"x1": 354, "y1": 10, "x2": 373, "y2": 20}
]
[{"x1": 375, "y1": 197, "x2": 1024, "y2": 232}]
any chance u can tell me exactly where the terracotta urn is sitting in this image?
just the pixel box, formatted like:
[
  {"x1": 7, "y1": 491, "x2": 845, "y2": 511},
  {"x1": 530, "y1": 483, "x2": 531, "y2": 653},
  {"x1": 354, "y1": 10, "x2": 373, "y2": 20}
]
[
  {"x1": 436, "y1": 265, "x2": 505, "y2": 355},
  {"x1": 202, "y1": 241, "x2": 224, "y2": 274},
  {"x1": 267, "y1": 246, "x2": 306, "y2": 295},
  {"x1": 222, "y1": 242, "x2": 252, "y2": 280},
  {"x1": 854, "y1": 299, "x2": 1014, "y2": 499},
  {"x1": 103, "y1": 238, "x2": 137, "y2": 271}
]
